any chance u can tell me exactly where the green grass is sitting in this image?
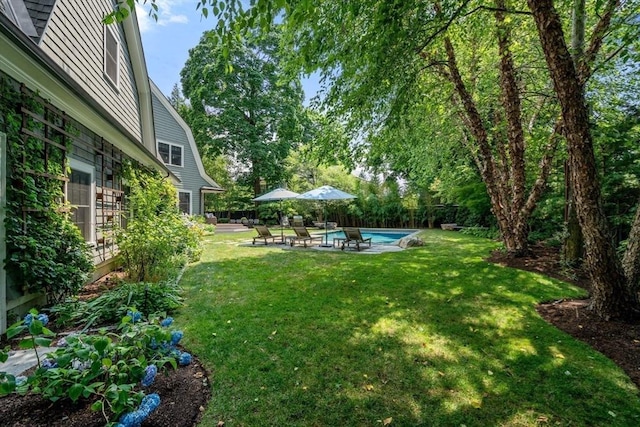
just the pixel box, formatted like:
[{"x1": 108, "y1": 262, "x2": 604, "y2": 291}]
[{"x1": 176, "y1": 230, "x2": 640, "y2": 426}]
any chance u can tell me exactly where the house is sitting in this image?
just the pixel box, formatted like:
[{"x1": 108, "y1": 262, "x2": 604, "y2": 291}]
[
  {"x1": 150, "y1": 80, "x2": 223, "y2": 215},
  {"x1": 0, "y1": 0, "x2": 220, "y2": 333}
]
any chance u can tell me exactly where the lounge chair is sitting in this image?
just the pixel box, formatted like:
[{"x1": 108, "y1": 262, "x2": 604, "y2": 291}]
[
  {"x1": 252, "y1": 225, "x2": 283, "y2": 245},
  {"x1": 289, "y1": 226, "x2": 324, "y2": 247},
  {"x1": 292, "y1": 215, "x2": 304, "y2": 227},
  {"x1": 341, "y1": 227, "x2": 372, "y2": 251}
]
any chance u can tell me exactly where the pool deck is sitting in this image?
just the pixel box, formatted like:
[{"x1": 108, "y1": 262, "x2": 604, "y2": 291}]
[{"x1": 242, "y1": 228, "x2": 421, "y2": 254}]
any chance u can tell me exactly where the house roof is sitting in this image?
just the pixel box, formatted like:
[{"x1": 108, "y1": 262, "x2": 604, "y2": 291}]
[
  {"x1": 22, "y1": 0, "x2": 55, "y2": 41},
  {"x1": 0, "y1": 1, "x2": 176, "y2": 179},
  {"x1": 1, "y1": 0, "x2": 38, "y2": 38}
]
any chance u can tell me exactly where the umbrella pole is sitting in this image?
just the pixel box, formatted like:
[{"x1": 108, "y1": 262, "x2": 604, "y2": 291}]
[
  {"x1": 280, "y1": 200, "x2": 285, "y2": 243},
  {"x1": 323, "y1": 201, "x2": 330, "y2": 247}
]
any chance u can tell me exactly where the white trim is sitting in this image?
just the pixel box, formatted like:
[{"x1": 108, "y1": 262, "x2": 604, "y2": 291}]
[
  {"x1": 68, "y1": 158, "x2": 96, "y2": 245},
  {"x1": 178, "y1": 190, "x2": 192, "y2": 215},
  {"x1": 103, "y1": 24, "x2": 120, "y2": 89},
  {"x1": 0, "y1": 132, "x2": 6, "y2": 334},
  {"x1": 149, "y1": 80, "x2": 222, "y2": 189},
  {"x1": 158, "y1": 139, "x2": 184, "y2": 167},
  {"x1": 121, "y1": 7, "x2": 157, "y2": 156}
]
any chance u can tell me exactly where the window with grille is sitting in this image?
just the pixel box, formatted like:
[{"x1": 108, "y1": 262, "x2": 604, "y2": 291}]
[
  {"x1": 104, "y1": 26, "x2": 119, "y2": 88},
  {"x1": 68, "y1": 160, "x2": 95, "y2": 243},
  {"x1": 158, "y1": 141, "x2": 183, "y2": 167},
  {"x1": 178, "y1": 191, "x2": 191, "y2": 215}
]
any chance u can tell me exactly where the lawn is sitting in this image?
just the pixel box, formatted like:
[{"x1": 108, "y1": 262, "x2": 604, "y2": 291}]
[{"x1": 176, "y1": 229, "x2": 640, "y2": 426}]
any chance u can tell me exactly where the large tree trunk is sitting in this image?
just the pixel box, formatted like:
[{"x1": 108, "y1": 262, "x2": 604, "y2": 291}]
[
  {"x1": 562, "y1": 0, "x2": 586, "y2": 265},
  {"x1": 437, "y1": 1, "x2": 554, "y2": 258},
  {"x1": 622, "y1": 202, "x2": 640, "y2": 291},
  {"x1": 527, "y1": 0, "x2": 639, "y2": 319}
]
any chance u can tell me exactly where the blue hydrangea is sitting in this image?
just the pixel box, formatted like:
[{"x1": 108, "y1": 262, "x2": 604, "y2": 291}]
[
  {"x1": 71, "y1": 359, "x2": 91, "y2": 372},
  {"x1": 178, "y1": 352, "x2": 192, "y2": 366},
  {"x1": 170, "y1": 330, "x2": 183, "y2": 346},
  {"x1": 160, "y1": 317, "x2": 173, "y2": 327},
  {"x1": 139, "y1": 393, "x2": 161, "y2": 414},
  {"x1": 149, "y1": 337, "x2": 158, "y2": 350},
  {"x1": 119, "y1": 410, "x2": 146, "y2": 427},
  {"x1": 41, "y1": 358, "x2": 58, "y2": 369},
  {"x1": 23, "y1": 313, "x2": 34, "y2": 326},
  {"x1": 37, "y1": 313, "x2": 49, "y2": 326},
  {"x1": 118, "y1": 393, "x2": 160, "y2": 427},
  {"x1": 15, "y1": 376, "x2": 27, "y2": 386},
  {"x1": 141, "y1": 364, "x2": 157, "y2": 387},
  {"x1": 56, "y1": 337, "x2": 68, "y2": 347},
  {"x1": 127, "y1": 310, "x2": 142, "y2": 323}
]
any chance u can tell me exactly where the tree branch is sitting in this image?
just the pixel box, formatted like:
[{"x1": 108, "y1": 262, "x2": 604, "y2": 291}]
[
  {"x1": 577, "y1": 0, "x2": 619, "y2": 84},
  {"x1": 416, "y1": 0, "x2": 474, "y2": 54}
]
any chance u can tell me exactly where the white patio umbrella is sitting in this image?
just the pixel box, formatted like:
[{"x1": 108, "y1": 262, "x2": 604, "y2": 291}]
[
  {"x1": 252, "y1": 187, "x2": 300, "y2": 242},
  {"x1": 297, "y1": 185, "x2": 357, "y2": 247}
]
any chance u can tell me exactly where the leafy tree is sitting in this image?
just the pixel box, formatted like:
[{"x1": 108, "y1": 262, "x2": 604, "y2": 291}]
[{"x1": 180, "y1": 29, "x2": 309, "y2": 196}]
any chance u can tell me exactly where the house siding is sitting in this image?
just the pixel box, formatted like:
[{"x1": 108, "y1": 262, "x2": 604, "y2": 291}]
[
  {"x1": 38, "y1": 0, "x2": 142, "y2": 142},
  {"x1": 151, "y1": 91, "x2": 213, "y2": 215}
]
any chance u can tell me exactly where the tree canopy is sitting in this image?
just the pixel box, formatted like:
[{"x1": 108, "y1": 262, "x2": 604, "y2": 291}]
[{"x1": 180, "y1": 29, "x2": 309, "y2": 196}]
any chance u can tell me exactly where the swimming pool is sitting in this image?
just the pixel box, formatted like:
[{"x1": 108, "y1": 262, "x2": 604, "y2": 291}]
[{"x1": 324, "y1": 229, "x2": 418, "y2": 245}]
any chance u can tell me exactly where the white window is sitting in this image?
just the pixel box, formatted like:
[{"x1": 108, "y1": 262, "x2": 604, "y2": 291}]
[
  {"x1": 68, "y1": 159, "x2": 95, "y2": 244},
  {"x1": 178, "y1": 191, "x2": 191, "y2": 215},
  {"x1": 158, "y1": 141, "x2": 183, "y2": 167},
  {"x1": 104, "y1": 26, "x2": 120, "y2": 88}
]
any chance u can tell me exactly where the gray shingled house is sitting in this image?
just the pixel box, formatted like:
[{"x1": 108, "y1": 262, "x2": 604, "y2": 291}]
[
  {"x1": 150, "y1": 80, "x2": 223, "y2": 215},
  {"x1": 0, "y1": 0, "x2": 221, "y2": 333}
]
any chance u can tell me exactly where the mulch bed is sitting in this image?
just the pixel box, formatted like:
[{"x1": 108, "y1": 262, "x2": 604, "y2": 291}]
[
  {"x1": 489, "y1": 244, "x2": 640, "y2": 388},
  {"x1": 0, "y1": 358, "x2": 211, "y2": 426},
  {"x1": 0, "y1": 269, "x2": 213, "y2": 427}
]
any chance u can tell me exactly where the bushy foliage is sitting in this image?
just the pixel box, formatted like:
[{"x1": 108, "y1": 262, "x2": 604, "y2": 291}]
[
  {"x1": 1, "y1": 309, "x2": 192, "y2": 425},
  {"x1": 117, "y1": 166, "x2": 203, "y2": 282},
  {"x1": 5, "y1": 212, "x2": 94, "y2": 304},
  {"x1": 2, "y1": 75, "x2": 94, "y2": 304},
  {"x1": 459, "y1": 226, "x2": 500, "y2": 240},
  {"x1": 48, "y1": 281, "x2": 183, "y2": 330}
]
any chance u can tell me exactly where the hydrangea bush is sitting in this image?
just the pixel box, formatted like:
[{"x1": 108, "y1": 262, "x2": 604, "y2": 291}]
[{"x1": 0, "y1": 308, "x2": 193, "y2": 426}]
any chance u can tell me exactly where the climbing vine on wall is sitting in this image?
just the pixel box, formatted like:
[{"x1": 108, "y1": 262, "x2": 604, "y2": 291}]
[{"x1": 0, "y1": 74, "x2": 93, "y2": 305}]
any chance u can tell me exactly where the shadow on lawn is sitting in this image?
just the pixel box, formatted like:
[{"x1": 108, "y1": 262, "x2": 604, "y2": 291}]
[{"x1": 180, "y1": 232, "x2": 640, "y2": 426}]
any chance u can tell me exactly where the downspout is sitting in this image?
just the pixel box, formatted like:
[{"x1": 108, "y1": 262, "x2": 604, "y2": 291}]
[{"x1": 0, "y1": 132, "x2": 7, "y2": 334}]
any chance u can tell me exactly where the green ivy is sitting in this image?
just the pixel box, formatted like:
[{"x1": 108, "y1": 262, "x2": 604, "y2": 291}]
[{"x1": 1, "y1": 74, "x2": 93, "y2": 305}]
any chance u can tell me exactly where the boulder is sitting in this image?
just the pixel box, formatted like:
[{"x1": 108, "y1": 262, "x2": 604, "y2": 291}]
[{"x1": 399, "y1": 236, "x2": 424, "y2": 248}]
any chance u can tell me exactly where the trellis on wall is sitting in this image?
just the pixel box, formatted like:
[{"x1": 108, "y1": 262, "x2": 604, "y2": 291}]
[
  {"x1": 17, "y1": 84, "x2": 128, "y2": 265},
  {"x1": 0, "y1": 71, "x2": 135, "y2": 306},
  {"x1": 94, "y1": 138, "x2": 125, "y2": 264}
]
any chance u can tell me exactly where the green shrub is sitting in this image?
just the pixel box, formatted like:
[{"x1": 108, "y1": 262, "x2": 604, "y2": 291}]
[
  {"x1": 117, "y1": 166, "x2": 203, "y2": 282},
  {"x1": 2, "y1": 309, "x2": 191, "y2": 425},
  {"x1": 459, "y1": 226, "x2": 500, "y2": 240},
  {"x1": 49, "y1": 281, "x2": 183, "y2": 330}
]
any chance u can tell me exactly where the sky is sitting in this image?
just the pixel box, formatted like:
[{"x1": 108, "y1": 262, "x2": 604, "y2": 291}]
[{"x1": 136, "y1": 0, "x2": 320, "y2": 103}]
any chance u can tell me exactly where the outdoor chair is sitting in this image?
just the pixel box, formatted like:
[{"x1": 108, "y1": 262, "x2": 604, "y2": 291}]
[
  {"x1": 341, "y1": 227, "x2": 372, "y2": 251},
  {"x1": 289, "y1": 226, "x2": 324, "y2": 247},
  {"x1": 292, "y1": 215, "x2": 304, "y2": 227},
  {"x1": 252, "y1": 225, "x2": 283, "y2": 245}
]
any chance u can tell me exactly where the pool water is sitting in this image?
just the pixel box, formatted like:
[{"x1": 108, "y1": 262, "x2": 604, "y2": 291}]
[{"x1": 324, "y1": 229, "x2": 416, "y2": 245}]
